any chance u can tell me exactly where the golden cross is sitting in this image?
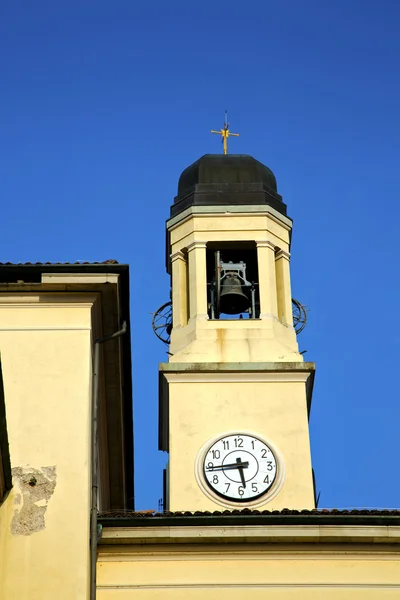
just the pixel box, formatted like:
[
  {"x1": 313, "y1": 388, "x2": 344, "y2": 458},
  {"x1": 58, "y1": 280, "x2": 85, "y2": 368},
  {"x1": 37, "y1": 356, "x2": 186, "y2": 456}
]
[{"x1": 211, "y1": 111, "x2": 239, "y2": 155}]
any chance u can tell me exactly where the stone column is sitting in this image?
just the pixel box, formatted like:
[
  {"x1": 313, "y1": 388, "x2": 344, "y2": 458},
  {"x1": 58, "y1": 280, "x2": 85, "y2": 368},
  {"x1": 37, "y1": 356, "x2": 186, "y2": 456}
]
[
  {"x1": 256, "y1": 240, "x2": 278, "y2": 320},
  {"x1": 171, "y1": 250, "x2": 188, "y2": 328},
  {"x1": 187, "y1": 241, "x2": 208, "y2": 321},
  {"x1": 275, "y1": 249, "x2": 293, "y2": 326}
]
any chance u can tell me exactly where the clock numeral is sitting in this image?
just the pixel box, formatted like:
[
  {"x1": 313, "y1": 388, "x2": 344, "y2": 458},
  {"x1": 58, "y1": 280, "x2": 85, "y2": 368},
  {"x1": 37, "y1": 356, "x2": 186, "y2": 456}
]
[
  {"x1": 213, "y1": 475, "x2": 219, "y2": 484},
  {"x1": 261, "y1": 448, "x2": 269, "y2": 458},
  {"x1": 264, "y1": 474, "x2": 270, "y2": 484},
  {"x1": 225, "y1": 483, "x2": 230, "y2": 492},
  {"x1": 238, "y1": 486, "x2": 245, "y2": 496},
  {"x1": 251, "y1": 440, "x2": 255, "y2": 449},
  {"x1": 266, "y1": 461, "x2": 273, "y2": 471},
  {"x1": 207, "y1": 462, "x2": 214, "y2": 470},
  {"x1": 222, "y1": 440, "x2": 230, "y2": 450},
  {"x1": 251, "y1": 483, "x2": 258, "y2": 493},
  {"x1": 234, "y1": 436, "x2": 243, "y2": 448},
  {"x1": 211, "y1": 449, "x2": 220, "y2": 459}
]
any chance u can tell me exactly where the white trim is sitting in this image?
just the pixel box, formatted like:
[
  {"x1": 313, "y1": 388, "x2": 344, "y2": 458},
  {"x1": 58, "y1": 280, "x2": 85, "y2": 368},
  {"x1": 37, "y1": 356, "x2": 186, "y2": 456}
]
[
  {"x1": 97, "y1": 583, "x2": 400, "y2": 590},
  {"x1": 0, "y1": 294, "x2": 99, "y2": 306},
  {"x1": 0, "y1": 302, "x2": 95, "y2": 309},
  {"x1": 41, "y1": 273, "x2": 119, "y2": 284},
  {"x1": 166, "y1": 205, "x2": 293, "y2": 231},
  {"x1": 164, "y1": 371, "x2": 310, "y2": 384},
  {"x1": 98, "y1": 549, "x2": 400, "y2": 561},
  {"x1": 99, "y1": 524, "x2": 400, "y2": 545}
]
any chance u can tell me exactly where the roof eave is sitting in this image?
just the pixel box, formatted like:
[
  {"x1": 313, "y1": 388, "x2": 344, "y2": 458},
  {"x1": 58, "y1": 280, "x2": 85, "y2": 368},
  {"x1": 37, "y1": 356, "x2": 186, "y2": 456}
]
[{"x1": 98, "y1": 512, "x2": 400, "y2": 530}]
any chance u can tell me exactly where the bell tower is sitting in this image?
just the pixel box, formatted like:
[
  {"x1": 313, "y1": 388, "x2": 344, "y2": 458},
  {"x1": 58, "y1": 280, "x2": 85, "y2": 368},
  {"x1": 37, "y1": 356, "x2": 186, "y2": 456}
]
[{"x1": 158, "y1": 154, "x2": 315, "y2": 511}]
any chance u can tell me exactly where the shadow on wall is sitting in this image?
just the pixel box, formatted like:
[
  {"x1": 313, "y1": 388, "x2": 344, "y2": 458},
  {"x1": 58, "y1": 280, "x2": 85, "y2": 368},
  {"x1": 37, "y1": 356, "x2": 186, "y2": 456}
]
[{"x1": 0, "y1": 360, "x2": 12, "y2": 503}]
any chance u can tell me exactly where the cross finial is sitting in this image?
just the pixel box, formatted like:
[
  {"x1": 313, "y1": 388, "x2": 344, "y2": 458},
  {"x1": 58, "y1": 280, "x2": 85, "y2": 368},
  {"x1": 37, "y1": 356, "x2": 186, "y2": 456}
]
[{"x1": 211, "y1": 111, "x2": 239, "y2": 155}]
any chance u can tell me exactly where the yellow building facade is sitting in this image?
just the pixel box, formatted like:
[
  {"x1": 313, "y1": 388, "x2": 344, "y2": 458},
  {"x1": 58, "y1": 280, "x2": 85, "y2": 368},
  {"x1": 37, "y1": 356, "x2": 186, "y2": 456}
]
[
  {"x1": 0, "y1": 262, "x2": 133, "y2": 600},
  {"x1": 0, "y1": 154, "x2": 399, "y2": 599},
  {"x1": 98, "y1": 154, "x2": 400, "y2": 598},
  {"x1": 97, "y1": 518, "x2": 400, "y2": 599}
]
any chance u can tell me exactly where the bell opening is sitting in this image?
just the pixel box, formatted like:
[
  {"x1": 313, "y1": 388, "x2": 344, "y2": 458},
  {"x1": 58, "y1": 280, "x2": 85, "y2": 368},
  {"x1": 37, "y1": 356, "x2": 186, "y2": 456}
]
[{"x1": 206, "y1": 242, "x2": 260, "y2": 320}]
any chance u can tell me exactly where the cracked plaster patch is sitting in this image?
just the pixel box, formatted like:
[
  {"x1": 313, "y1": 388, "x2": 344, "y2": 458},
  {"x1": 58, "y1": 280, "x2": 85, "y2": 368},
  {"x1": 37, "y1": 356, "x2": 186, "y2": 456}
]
[{"x1": 11, "y1": 466, "x2": 56, "y2": 535}]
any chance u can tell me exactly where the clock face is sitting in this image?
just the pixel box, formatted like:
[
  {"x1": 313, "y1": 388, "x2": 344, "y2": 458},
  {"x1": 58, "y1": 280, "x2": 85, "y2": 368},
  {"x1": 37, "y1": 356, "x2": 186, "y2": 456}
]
[{"x1": 202, "y1": 433, "x2": 277, "y2": 502}]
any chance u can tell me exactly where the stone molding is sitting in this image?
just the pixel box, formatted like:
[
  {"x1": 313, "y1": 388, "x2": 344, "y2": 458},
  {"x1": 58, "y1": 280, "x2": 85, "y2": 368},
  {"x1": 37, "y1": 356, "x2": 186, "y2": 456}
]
[{"x1": 186, "y1": 241, "x2": 207, "y2": 253}]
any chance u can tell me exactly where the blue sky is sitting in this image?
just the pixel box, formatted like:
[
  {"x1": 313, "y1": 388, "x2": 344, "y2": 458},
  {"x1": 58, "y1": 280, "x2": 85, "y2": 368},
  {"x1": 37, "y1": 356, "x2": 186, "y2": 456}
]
[{"x1": 1, "y1": 1, "x2": 400, "y2": 511}]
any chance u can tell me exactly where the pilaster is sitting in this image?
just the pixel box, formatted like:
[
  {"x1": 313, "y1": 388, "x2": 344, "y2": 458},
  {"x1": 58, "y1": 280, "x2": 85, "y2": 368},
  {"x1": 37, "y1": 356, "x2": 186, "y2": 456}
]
[
  {"x1": 275, "y1": 249, "x2": 293, "y2": 326},
  {"x1": 256, "y1": 240, "x2": 278, "y2": 320},
  {"x1": 171, "y1": 250, "x2": 188, "y2": 328},
  {"x1": 187, "y1": 242, "x2": 208, "y2": 321}
]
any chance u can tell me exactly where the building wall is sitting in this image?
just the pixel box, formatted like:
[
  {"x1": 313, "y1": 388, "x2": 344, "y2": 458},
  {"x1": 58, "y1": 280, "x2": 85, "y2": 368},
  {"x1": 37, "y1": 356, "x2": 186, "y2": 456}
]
[
  {"x1": 97, "y1": 540, "x2": 400, "y2": 599},
  {"x1": 165, "y1": 372, "x2": 314, "y2": 511},
  {"x1": 0, "y1": 293, "x2": 97, "y2": 600}
]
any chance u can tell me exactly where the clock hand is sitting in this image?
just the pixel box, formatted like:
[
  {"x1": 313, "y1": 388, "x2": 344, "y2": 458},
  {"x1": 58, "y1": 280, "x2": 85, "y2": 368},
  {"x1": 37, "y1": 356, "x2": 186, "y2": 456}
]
[
  {"x1": 236, "y1": 457, "x2": 246, "y2": 489},
  {"x1": 206, "y1": 461, "x2": 249, "y2": 472}
]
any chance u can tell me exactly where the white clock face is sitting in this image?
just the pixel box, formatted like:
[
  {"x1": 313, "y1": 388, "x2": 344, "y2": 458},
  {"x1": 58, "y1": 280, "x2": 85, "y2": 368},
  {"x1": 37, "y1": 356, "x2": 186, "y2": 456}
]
[{"x1": 202, "y1": 433, "x2": 277, "y2": 502}]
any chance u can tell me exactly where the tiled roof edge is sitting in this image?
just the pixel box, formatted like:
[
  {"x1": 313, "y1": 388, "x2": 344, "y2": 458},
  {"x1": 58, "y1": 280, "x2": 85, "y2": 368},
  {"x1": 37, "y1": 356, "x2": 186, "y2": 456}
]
[
  {"x1": 0, "y1": 259, "x2": 120, "y2": 266},
  {"x1": 99, "y1": 508, "x2": 400, "y2": 518},
  {"x1": 98, "y1": 508, "x2": 400, "y2": 528}
]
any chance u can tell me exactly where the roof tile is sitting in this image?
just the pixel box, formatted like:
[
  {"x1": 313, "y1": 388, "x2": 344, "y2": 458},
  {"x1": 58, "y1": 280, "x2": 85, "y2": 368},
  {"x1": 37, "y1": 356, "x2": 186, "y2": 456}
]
[
  {"x1": 0, "y1": 260, "x2": 119, "y2": 266},
  {"x1": 98, "y1": 507, "x2": 400, "y2": 519}
]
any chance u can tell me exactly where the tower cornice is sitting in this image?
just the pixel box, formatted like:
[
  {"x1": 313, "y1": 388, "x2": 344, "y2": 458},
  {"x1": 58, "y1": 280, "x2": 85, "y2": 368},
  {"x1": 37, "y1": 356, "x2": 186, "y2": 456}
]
[{"x1": 166, "y1": 204, "x2": 293, "y2": 232}]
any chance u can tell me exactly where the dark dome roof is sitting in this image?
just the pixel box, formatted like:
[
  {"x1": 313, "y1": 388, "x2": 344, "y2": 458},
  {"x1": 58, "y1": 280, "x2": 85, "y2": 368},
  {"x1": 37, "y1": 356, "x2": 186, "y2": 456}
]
[
  {"x1": 178, "y1": 154, "x2": 277, "y2": 196},
  {"x1": 171, "y1": 154, "x2": 286, "y2": 219}
]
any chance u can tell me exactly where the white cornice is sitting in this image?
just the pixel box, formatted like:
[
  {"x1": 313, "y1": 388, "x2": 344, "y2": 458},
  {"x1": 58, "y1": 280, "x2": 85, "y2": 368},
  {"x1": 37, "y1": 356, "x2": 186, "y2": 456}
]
[
  {"x1": 160, "y1": 361, "x2": 315, "y2": 373},
  {"x1": 41, "y1": 273, "x2": 119, "y2": 284},
  {"x1": 163, "y1": 371, "x2": 310, "y2": 383},
  {"x1": 99, "y1": 524, "x2": 400, "y2": 546},
  {"x1": 167, "y1": 205, "x2": 293, "y2": 232},
  {"x1": 0, "y1": 294, "x2": 99, "y2": 306}
]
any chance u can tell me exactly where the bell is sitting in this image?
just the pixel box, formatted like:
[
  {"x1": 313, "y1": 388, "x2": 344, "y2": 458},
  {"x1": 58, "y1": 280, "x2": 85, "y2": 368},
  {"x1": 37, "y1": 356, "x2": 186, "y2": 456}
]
[{"x1": 219, "y1": 273, "x2": 250, "y2": 315}]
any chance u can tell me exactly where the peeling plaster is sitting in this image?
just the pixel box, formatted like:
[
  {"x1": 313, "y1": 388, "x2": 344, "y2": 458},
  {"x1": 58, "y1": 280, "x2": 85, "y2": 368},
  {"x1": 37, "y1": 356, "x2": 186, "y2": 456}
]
[{"x1": 11, "y1": 466, "x2": 56, "y2": 535}]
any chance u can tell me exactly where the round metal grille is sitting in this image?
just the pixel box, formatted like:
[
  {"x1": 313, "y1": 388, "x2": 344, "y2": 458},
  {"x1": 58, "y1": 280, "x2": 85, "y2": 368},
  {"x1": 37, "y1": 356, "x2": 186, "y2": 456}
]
[
  {"x1": 152, "y1": 301, "x2": 172, "y2": 345},
  {"x1": 292, "y1": 298, "x2": 308, "y2": 334}
]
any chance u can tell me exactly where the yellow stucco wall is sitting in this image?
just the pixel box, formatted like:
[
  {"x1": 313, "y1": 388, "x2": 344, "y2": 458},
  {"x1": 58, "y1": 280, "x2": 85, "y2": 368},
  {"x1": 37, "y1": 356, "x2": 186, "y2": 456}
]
[
  {"x1": 97, "y1": 541, "x2": 400, "y2": 599},
  {"x1": 166, "y1": 372, "x2": 314, "y2": 511},
  {"x1": 0, "y1": 293, "x2": 96, "y2": 600}
]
